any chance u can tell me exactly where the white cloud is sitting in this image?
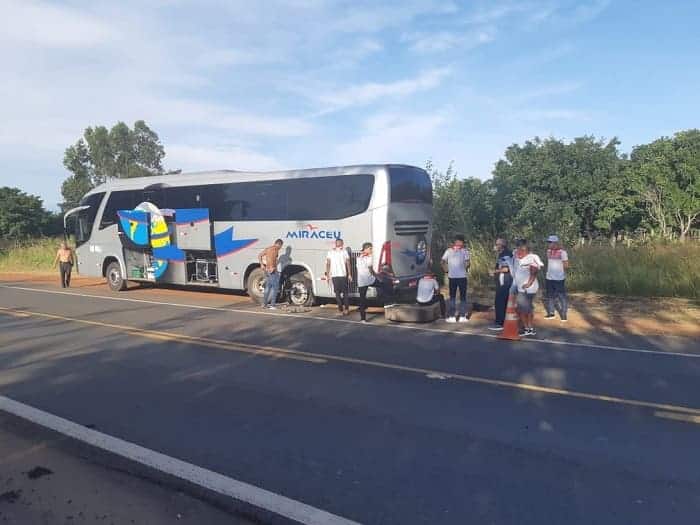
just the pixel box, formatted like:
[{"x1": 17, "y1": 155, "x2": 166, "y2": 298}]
[
  {"x1": 404, "y1": 29, "x2": 496, "y2": 53},
  {"x1": 166, "y1": 144, "x2": 283, "y2": 172},
  {"x1": 463, "y1": 3, "x2": 530, "y2": 25},
  {"x1": 316, "y1": 68, "x2": 452, "y2": 114},
  {"x1": 0, "y1": 0, "x2": 118, "y2": 47},
  {"x1": 335, "y1": 111, "x2": 449, "y2": 164}
]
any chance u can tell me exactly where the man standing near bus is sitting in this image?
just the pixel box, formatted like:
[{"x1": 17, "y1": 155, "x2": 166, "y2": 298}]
[
  {"x1": 53, "y1": 241, "x2": 75, "y2": 288},
  {"x1": 441, "y1": 234, "x2": 470, "y2": 323},
  {"x1": 488, "y1": 238, "x2": 513, "y2": 331},
  {"x1": 544, "y1": 234, "x2": 569, "y2": 322},
  {"x1": 512, "y1": 239, "x2": 544, "y2": 336},
  {"x1": 259, "y1": 238, "x2": 283, "y2": 309},
  {"x1": 356, "y1": 242, "x2": 376, "y2": 322},
  {"x1": 325, "y1": 238, "x2": 353, "y2": 316}
]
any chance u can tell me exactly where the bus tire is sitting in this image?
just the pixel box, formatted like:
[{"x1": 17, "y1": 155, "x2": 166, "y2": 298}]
[
  {"x1": 106, "y1": 261, "x2": 127, "y2": 292},
  {"x1": 246, "y1": 267, "x2": 266, "y2": 304},
  {"x1": 384, "y1": 302, "x2": 440, "y2": 323},
  {"x1": 287, "y1": 278, "x2": 315, "y2": 307}
]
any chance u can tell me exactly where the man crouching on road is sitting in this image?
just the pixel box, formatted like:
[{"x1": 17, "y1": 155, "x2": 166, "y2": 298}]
[
  {"x1": 259, "y1": 239, "x2": 283, "y2": 310},
  {"x1": 512, "y1": 239, "x2": 544, "y2": 336}
]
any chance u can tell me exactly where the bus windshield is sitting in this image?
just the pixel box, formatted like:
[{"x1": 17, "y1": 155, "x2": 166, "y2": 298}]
[
  {"x1": 389, "y1": 167, "x2": 432, "y2": 204},
  {"x1": 74, "y1": 192, "x2": 104, "y2": 246}
]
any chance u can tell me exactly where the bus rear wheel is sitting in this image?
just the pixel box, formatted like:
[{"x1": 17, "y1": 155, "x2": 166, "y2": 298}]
[
  {"x1": 287, "y1": 278, "x2": 315, "y2": 307},
  {"x1": 106, "y1": 262, "x2": 127, "y2": 292}
]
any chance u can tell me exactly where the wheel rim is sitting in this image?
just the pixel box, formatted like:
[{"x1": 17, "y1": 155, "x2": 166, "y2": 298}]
[
  {"x1": 289, "y1": 281, "x2": 309, "y2": 305},
  {"x1": 108, "y1": 268, "x2": 121, "y2": 286},
  {"x1": 254, "y1": 276, "x2": 265, "y2": 296}
]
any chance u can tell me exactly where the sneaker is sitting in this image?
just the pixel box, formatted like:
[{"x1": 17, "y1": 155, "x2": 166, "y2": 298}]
[
  {"x1": 268, "y1": 305, "x2": 277, "y2": 310},
  {"x1": 458, "y1": 317, "x2": 469, "y2": 323},
  {"x1": 360, "y1": 319, "x2": 368, "y2": 323},
  {"x1": 445, "y1": 317, "x2": 456, "y2": 323},
  {"x1": 487, "y1": 324, "x2": 504, "y2": 331},
  {"x1": 518, "y1": 328, "x2": 527, "y2": 336},
  {"x1": 560, "y1": 318, "x2": 568, "y2": 323},
  {"x1": 524, "y1": 327, "x2": 536, "y2": 336},
  {"x1": 544, "y1": 314, "x2": 556, "y2": 320}
]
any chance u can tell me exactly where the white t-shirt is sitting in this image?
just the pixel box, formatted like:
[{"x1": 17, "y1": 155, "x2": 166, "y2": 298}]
[
  {"x1": 326, "y1": 248, "x2": 349, "y2": 278},
  {"x1": 356, "y1": 253, "x2": 375, "y2": 287},
  {"x1": 513, "y1": 252, "x2": 544, "y2": 294},
  {"x1": 546, "y1": 248, "x2": 569, "y2": 281},
  {"x1": 441, "y1": 247, "x2": 470, "y2": 279},
  {"x1": 416, "y1": 276, "x2": 439, "y2": 303}
]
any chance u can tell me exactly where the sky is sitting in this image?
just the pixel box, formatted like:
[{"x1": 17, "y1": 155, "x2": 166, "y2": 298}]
[{"x1": 1, "y1": 0, "x2": 699, "y2": 210}]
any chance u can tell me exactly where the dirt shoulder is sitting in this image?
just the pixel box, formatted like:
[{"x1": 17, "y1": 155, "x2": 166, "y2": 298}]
[{"x1": 2, "y1": 271, "x2": 699, "y2": 339}]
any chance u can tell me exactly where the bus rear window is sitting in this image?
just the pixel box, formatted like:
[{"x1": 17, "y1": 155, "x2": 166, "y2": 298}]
[{"x1": 389, "y1": 167, "x2": 432, "y2": 204}]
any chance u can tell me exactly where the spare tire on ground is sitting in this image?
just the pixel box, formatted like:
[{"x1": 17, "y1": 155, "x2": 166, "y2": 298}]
[{"x1": 384, "y1": 302, "x2": 441, "y2": 323}]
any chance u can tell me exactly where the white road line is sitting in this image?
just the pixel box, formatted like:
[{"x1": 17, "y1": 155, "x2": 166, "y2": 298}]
[
  {"x1": 0, "y1": 395, "x2": 360, "y2": 525},
  {"x1": 2, "y1": 284, "x2": 698, "y2": 360}
]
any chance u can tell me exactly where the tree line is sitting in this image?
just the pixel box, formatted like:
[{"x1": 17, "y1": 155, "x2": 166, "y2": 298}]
[
  {"x1": 1, "y1": 122, "x2": 698, "y2": 245},
  {"x1": 429, "y1": 129, "x2": 700, "y2": 252}
]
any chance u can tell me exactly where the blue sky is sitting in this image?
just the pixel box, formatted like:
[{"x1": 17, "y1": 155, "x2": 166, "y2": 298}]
[{"x1": 1, "y1": 0, "x2": 699, "y2": 210}]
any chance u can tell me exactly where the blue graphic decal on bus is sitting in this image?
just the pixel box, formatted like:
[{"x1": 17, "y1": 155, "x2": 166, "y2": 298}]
[
  {"x1": 117, "y1": 210, "x2": 150, "y2": 246},
  {"x1": 174, "y1": 208, "x2": 209, "y2": 225},
  {"x1": 401, "y1": 238, "x2": 428, "y2": 265},
  {"x1": 214, "y1": 227, "x2": 258, "y2": 258}
]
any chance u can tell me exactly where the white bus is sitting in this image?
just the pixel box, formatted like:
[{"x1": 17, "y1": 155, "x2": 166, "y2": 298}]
[{"x1": 64, "y1": 164, "x2": 432, "y2": 306}]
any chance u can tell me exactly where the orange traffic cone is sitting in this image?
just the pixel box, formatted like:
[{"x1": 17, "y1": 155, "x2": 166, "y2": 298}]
[{"x1": 498, "y1": 293, "x2": 521, "y2": 341}]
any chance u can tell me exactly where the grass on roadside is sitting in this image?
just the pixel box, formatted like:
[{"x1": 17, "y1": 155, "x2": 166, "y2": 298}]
[
  {"x1": 0, "y1": 237, "x2": 61, "y2": 273},
  {"x1": 461, "y1": 240, "x2": 700, "y2": 301}
]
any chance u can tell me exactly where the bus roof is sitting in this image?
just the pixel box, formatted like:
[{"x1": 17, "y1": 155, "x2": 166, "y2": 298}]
[{"x1": 85, "y1": 164, "x2": 423, "y2": 196}]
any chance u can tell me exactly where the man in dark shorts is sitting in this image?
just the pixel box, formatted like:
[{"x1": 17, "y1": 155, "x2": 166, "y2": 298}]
[{"x1": 53, "y1": 241, "x2": 75, "y2": 288}]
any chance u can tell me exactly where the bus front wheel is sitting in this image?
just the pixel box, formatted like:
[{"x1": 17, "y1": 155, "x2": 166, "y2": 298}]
[
  {"x1": 246, "y1": 267, "x2": 266, "y2": 304},
  {"x1": 106, "y1": 262, "x2": 127, "y2": 292}
]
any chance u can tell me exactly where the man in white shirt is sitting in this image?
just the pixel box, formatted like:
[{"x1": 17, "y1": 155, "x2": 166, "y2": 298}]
[
  {"x1": 512, "y1": 239, "x2": 544, "y2": 336},
  {"x1": 440, "y1": 234, "x2": 470, "y2": 323},
  {"x1": 416, "y1": 272, "x2": 446, "y2": 319},
  {"x1": 356, "y1": 242, "x2": 377, "y2": 322},
  {"x1": 325, "y1": 238, "x2": 353, "y2": 316},
  {"x1": 544, "y1": 235, "x2": 570, "y2": 322}
]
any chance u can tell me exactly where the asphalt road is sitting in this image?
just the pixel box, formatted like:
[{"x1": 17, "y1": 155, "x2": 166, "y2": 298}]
[{"x1": 1, "y1": 279, "x2": 699, "y2": 524}]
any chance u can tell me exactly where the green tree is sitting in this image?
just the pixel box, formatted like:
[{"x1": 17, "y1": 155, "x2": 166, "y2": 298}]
[
  {"x1": 627, "y1": 129, "x2": 700, "y2": 241},
  {"x1": 61, "y1": 120, "x2": 166, "y2": 209},
  {"x1": 0, "y1": 187, "x2": 55, "y2": 239},
  {"x1": 491, "y1": 136, "x2": 632, "y2": 243}
]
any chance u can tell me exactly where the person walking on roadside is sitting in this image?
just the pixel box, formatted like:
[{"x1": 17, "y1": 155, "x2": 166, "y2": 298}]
[
  {"x1": 416, "y1": 271, "x2": 446, "y2": 319},
  {"x1": 512, "y1": 239, "x2": 544, "y2": 336},
  {"x1": 441, "y1": 234, "x2": 470, "y2": 323},
  {"x1": 544, "y1": 235, "x2": 569, "y2": 322},
  {"x1": 53, "y1": 241, "x2": 75, "y2": 288},
  {"x1": 488, "y1": 238, "x2": 513, "y2": 331},
  {"x1": 356, "y1": 242, "x2": 377, "y2": 322},
  {"x1": 325, "y1": 238, "x2": 353, "y2": 316},
  {"x1": 258, "y1": 239, "x2": 283, "y2": 309}
]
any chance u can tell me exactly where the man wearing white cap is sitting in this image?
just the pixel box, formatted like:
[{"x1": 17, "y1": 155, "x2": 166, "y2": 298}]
[{"x1": 545, "y1": 235, "x2": 569, "y2": 322}]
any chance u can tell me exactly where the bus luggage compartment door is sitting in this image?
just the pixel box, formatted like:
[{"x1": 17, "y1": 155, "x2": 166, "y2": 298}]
[{"x1": 175, "y1": 209, "x2": 211, "y2": 251}]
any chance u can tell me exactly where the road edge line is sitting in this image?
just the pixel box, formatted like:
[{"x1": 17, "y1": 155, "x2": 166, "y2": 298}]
[{"x1": 0, "y1": 395, "x2": 360, "y2": 525}]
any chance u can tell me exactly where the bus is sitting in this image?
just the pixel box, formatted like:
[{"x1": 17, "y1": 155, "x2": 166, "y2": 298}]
[{"x1": 63, "y1": 164, "x2": 433, "y2": 306}]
